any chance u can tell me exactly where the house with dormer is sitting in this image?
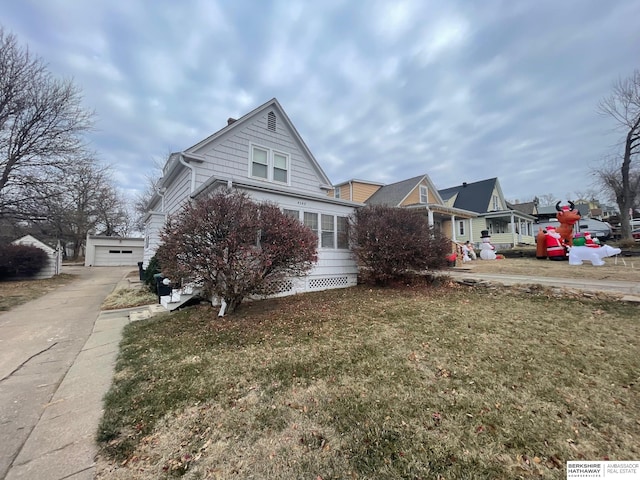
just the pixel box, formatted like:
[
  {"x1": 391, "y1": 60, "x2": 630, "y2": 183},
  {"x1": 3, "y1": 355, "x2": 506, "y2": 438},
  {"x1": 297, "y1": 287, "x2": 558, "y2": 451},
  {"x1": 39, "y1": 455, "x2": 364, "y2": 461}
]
[
  {"x1": 438, "y1": 178, "x2": 537, "y2": 248},
  {"x1": 144, "y1": 98, "x2": 360, "y2": 302},
  {"x1": 329, "y1": 175, "x2": 478, "y2": 243}
]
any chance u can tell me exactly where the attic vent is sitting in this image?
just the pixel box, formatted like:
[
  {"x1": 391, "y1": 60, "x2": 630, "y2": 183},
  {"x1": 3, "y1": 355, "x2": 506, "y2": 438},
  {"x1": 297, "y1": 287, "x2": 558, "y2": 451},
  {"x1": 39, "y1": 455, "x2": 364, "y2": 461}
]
[{"x1": 267, "y1": 111, "x2": 276, "y2": 131}]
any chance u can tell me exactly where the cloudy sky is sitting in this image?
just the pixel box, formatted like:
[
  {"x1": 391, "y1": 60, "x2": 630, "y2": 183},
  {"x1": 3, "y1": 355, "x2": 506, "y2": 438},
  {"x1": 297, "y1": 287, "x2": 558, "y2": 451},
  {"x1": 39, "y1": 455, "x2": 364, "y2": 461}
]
[{"x1": 3, "y1": 0, "x2": 639, "y2": 204}]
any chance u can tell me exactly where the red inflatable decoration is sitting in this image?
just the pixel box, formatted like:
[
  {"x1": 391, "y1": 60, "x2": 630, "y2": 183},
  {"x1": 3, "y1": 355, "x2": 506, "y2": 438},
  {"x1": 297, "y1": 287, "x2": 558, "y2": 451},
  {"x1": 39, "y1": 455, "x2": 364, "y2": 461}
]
[{"x1": 536, "y1": 201, "x2": 581, "y2": 260}]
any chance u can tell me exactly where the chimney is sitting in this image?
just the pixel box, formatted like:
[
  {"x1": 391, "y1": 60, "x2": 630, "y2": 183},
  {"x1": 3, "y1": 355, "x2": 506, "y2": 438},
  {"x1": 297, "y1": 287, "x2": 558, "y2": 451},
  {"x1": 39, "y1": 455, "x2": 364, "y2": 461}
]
[{"x1": 227, "y1": 117, "x2": 236, "y2": 125}]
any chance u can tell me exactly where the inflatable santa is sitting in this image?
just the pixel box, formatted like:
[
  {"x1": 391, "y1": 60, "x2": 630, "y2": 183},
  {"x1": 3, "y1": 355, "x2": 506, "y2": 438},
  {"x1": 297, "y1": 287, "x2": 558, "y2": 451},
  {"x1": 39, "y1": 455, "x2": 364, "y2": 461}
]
[{"x1": 545, "y1": 225, "x2": 566, "y2": 260}]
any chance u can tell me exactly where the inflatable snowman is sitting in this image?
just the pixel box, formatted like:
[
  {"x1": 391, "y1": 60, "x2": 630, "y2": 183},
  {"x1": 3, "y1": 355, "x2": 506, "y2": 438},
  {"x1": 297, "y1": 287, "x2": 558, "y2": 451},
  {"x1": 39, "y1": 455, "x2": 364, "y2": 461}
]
[{"x1": 479, "y1": 230, "x2": 497, "y2": 260}]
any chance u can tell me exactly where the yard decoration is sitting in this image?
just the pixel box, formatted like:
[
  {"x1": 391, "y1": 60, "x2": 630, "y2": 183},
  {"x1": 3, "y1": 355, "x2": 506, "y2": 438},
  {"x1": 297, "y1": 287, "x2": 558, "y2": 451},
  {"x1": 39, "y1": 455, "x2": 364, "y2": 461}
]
[
  {"x1": 568, "y1": 244, "x2": 621, "y2": 266},
  {"x1": 479, "y1": 230, "x2": 497, "y2": 260},
  {"x1": 535, "y1": 201, "x2": 581, "y2": 260},
  {"x1": 544, "y1": 226, "x2": 566, "y2": 261},
  {"x1": 554, "y1": 201, "x2": 581, "y2": 247},
  {"x1": 584, "y1": 232, "x2": 600, "y2": 247}
]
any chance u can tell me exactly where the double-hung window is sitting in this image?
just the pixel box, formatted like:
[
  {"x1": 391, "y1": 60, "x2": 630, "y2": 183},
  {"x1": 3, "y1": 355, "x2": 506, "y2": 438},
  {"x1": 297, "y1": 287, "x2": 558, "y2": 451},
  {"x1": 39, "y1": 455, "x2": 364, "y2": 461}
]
[
  {"x1": 250, "y1": 144, "x2": 290, "y2": 184},
  {"x1": 419, "y1": 185, "x2": 428, "y2": 204},
  {"x1": 321, "y1": 214, "x2": 335, "y2": 248},
  {"x1": 337, "y1": 216, "x2": 348, "y2": 248},
  {"x1": 304, "y1": 212, "x2": 319, "y2": 239}
]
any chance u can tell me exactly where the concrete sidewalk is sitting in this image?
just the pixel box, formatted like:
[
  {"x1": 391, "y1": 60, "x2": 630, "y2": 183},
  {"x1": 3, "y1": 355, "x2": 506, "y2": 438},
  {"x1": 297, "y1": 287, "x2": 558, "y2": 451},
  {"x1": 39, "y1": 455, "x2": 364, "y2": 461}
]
[
  {"x1": 0, "y1": 266, "x2": 163, "y2": 480},
  {"x1": 445, "y1": 269, "x2": 640, "y2": 302}
]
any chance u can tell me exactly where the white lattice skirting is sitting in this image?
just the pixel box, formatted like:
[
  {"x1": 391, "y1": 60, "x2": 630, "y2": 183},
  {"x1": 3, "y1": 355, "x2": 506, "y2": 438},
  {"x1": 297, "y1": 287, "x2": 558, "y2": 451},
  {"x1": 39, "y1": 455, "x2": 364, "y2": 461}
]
[{"x1": 308, "y1": 276, "x2": 351, "y2": 290}]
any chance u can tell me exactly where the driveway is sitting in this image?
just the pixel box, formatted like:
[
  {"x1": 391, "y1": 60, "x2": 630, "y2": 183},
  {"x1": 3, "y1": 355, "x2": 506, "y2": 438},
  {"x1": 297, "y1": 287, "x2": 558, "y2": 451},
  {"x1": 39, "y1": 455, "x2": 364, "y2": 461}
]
[{"x1": 0, "y1": 266, "x2": 132, "y2": 480}]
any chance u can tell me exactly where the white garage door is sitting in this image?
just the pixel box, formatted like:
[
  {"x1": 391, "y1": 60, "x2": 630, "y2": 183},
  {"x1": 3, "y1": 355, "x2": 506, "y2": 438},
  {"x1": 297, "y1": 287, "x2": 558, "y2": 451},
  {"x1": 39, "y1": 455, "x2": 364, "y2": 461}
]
[{"x1": 94, "y1": 246, "x2": 143, "y2": 266}]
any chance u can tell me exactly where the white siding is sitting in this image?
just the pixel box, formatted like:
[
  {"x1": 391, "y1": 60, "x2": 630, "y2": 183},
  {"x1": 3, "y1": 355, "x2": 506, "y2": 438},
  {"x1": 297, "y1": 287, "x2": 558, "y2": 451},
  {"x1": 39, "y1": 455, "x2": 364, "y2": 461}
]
[
  {"x1": 11, "y1": 235, "x2": 61, "y2": 279},
  {"x1": 146, "y1": 101, "x2": 358, "y2": 298},
  {"x1": 193, "y1": 111, "x2": 327, "y2": 195},
  {"x1": 163, "y1": 168, "x2": 192, "y2": 216},
  {"x1": 242, "y1": 188, "x2": 358, "y2": 290},
  {"x1": 85, "y1": 236, "x2": 144, "y2": 267},
  {"x1": 143, "y1": 212, "x2": 167, "y2": 268}
]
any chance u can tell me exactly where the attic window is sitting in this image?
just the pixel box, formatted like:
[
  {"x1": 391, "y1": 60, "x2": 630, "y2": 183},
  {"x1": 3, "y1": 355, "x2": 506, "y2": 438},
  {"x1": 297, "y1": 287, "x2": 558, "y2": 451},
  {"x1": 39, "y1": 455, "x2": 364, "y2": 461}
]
[
  {"x1": 267, "y1": 112, "x2": 276, "y2": 131},
  {"x1": 419, "y1": 185, "x2": 428, "y2": 203}
]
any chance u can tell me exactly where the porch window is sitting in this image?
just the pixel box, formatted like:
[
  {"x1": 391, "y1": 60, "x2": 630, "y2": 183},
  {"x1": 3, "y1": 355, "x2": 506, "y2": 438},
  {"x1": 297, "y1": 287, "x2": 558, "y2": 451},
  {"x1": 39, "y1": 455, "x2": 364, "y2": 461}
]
[
  {"x1": 337, "y1": 216, "x2": 348, "y2": 249},
  {"x1": 419, "y1": 185, "x2": 428, "y2": 203},
  {"x1": 321, "y1": 214, "x2": 335, "y2": 248},
  {"x1": 458, "y1": 220, "x2": 465, "y2": 236},
  {"x1": 283, "y1": 209, "x2": 299, "y2": 220},
  {"x1": 304, "y1": 212, "x2": 319, "y2": 239}
]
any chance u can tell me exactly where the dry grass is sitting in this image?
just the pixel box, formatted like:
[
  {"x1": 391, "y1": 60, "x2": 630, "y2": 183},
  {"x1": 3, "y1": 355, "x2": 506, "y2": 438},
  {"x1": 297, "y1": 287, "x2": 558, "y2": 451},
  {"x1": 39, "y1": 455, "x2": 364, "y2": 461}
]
[
  {"x1": 101, "y1": 284, "x2": 157, "y2": 310},
  {"x1": 455, "y1": 256, "x2": 640, "y2": 282},
  {"x1": 0, "y1": 274, "x2": 76, "y2": 311},
  {"x1": 96, "y1": 280, "x2": 640, "y2": 479}
]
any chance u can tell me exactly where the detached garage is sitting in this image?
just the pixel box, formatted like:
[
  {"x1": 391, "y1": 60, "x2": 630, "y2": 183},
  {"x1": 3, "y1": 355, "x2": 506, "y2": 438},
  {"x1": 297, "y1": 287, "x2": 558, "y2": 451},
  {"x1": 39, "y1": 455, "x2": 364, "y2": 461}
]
[{"x1": 85, "y1": 235, "x2": 144, "y2": 267}]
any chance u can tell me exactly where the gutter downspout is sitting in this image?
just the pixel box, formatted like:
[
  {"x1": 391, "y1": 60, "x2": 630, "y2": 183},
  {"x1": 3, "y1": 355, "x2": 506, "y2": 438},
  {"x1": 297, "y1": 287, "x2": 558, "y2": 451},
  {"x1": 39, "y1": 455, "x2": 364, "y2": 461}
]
[
  {"x1": 179, "y1": 154, "x2": 197, "y2": 194},
  {"x1": 156, "y1": 187, "x2": 166, "y2": 213},
  {"x1": 349, "y1": 180, "x2": 353, "y2": 201}
]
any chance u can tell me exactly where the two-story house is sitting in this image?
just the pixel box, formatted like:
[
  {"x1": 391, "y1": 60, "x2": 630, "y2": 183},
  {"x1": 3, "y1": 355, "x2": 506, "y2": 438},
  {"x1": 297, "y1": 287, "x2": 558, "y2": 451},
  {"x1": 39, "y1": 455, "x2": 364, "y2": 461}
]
[
  {"x1": 438, "y1": 178, "x2": 537, "y2": 248},
  {"x1": 144, "y1": 98, "x2": 360, "y2": 300}
]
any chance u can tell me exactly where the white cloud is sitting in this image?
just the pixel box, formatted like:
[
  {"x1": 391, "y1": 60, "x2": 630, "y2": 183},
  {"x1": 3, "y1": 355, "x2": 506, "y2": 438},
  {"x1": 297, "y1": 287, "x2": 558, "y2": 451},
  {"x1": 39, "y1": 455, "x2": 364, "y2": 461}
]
[{"x1": 411, "y1": 16, "x2": 469, "y2": 65}]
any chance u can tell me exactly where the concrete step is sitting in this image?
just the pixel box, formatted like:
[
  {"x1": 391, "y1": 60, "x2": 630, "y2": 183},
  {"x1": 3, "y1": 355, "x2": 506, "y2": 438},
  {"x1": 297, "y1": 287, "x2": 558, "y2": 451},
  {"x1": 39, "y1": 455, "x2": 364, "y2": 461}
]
[
  {"x1": 129, "y1": 303, "x2": 168, "y2": 322},
  {"x1": 160, "y1": 293, "x2": 198, "y2": 311}
]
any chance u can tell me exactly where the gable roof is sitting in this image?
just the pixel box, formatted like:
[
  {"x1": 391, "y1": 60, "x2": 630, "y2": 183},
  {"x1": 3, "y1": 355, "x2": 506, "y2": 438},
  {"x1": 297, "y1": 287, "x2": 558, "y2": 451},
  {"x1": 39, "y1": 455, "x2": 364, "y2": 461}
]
[
  {"x1": 186, "y1": 98, "x2": 332, "y2": 187},
  {"x1": 11, "y1": 234, "x2": 56, "y2": 254},
  {"x1": 507, "y1": 200, "x2": 538, "y2": 215},
  {"x1": 365, "y1": 174, "x2": 444, "y2": 206},
  {"x1": 152, "y1": 98, "x2": 334, "y2": 208},
  {"x1": 438, "y1": 178, "x2": 502, "y2": 213}
]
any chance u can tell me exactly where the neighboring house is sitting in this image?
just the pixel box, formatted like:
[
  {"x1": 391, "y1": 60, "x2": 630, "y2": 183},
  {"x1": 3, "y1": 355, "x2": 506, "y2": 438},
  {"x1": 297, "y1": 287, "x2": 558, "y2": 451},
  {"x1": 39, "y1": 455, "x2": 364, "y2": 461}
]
[
  {"x1": 329, "y1": 179, "x2": 385, "y2": 203},
  {"x1": 360, "y1": 175, "x2": 478, "y2": 242},
  {"x1": 85, "y1": 235, "x2": 144, "y2": 267},
  {"x1": 507, "y1": 199, "x2": 539, "y2": 217},
  {"x1": 438, "y1": 178, "x2": 537, "y2": 248},
  {"x1": 11, "y1": 235, "x2": 62, "y2": 279},
  {"x1": 144, "y1": 98, "x2": 360, "y2": 302}
]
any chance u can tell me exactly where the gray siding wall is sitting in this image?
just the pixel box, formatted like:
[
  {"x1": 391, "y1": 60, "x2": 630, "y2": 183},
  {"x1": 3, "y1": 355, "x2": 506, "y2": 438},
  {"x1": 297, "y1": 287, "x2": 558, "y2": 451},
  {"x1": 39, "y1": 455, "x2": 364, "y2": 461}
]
[
  {"x1": 163, "y1": 168, "x2": 192, "y2": 216},
  {"x1": 192, "y1": 110, "x2": 326, "y2": 195},
  {"x1": 143, "y1": 212, "x2": 167, "y2": 267}
]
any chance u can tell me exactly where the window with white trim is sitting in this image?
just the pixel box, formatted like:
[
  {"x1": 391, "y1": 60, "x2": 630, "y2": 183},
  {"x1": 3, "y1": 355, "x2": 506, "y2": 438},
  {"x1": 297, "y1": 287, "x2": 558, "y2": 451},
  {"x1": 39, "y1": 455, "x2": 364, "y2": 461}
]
[
  {"x1": 304, "y1": 212, "x2": 318, "y2": 238},
  {"x1": 458, "y1": 220, "x2": 465, "y2": 236},
  {"x1": 291, "y1": 210, "x2": 350, "y2": 250},
  {"x1": 337, "y1": 216, "x2": 348, "y2": 248},
  {"x1": 419, "y1": 185, "x2": 428, "y2": 204},
  {"x1": 249, "y1": 144, "x2": 290, "y2": 184},
  {"x1": 334, "y1": 188, "x2": 341, "y2": 199},
  {"x1": 283, "y1": 209, "x2": 299, "y2": 220},
  {"x1": 492, "y1": 195, "x2": 500, "y2": 211},
  {"x1": 321, "y1": 214, "x2": 335, "y2": 248}
]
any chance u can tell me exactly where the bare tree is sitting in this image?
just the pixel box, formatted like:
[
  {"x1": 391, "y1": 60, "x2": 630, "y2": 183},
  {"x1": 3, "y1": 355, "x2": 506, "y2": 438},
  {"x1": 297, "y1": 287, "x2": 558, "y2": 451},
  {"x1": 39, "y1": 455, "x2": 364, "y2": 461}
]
[
  {"x1": 0, "y1": 26, "x2": 93, "y2": 220},
  {"x1": 596, "y1": 70, "x2": 640, "y2": 238},
  {"x1": 536, "y1": 193, "x2": 558, "y2": 207},
  {"x1": 133, "y1": 154, "x2": 166, "y2": 233},
  {"x1": 33, "y1": 158, "x2": 132, "y2": 259}
]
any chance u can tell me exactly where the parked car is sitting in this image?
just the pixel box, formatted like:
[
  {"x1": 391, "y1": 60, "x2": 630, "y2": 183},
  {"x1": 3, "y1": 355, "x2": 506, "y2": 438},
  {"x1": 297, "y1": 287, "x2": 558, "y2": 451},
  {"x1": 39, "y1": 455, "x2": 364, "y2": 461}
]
[
  {"x1": 532, "y1": 218, "x2": 612, "y2": 241},
  {"x1": 575, "y1": 219, "x2": 612, "y2": 241},
  {"x1": 632, "y1": 228, "x2": 640, "y2": 241}
]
